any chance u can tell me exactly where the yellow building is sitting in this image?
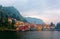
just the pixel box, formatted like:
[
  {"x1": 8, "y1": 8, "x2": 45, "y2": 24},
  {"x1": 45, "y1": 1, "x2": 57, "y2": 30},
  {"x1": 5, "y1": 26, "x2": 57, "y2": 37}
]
[
  {"x1": 8, "y1": 17, "x2": 12, "y2": 23},
  {"x1": 15, "y1": 21, "x2": 24, "y2": 27}
]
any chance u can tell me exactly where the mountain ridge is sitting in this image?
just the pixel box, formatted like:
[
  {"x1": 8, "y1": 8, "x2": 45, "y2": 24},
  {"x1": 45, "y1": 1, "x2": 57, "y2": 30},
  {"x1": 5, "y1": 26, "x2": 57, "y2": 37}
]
[{"x1": 25, "y1": 17, "x2": 45, "y2": 24}]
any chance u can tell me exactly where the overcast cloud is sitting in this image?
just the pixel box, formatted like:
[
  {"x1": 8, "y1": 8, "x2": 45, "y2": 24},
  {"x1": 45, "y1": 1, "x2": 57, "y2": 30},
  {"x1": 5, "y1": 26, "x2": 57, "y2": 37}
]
[{"x1": 0, "y1": 0, "x2": 60, "y2": 24}]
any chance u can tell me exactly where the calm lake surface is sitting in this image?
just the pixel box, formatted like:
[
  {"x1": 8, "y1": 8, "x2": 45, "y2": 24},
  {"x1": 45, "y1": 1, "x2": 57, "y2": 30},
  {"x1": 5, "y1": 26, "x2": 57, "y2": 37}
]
[{"x1": 1, "y1": 31, "x2": 60, "y2": 39}]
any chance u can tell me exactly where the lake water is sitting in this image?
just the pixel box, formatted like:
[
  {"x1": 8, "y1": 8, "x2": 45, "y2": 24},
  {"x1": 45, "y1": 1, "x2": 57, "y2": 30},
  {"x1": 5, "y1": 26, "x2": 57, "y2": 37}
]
[{"x1": 1, "y1": 31, "x2": 60, "y2": 39}]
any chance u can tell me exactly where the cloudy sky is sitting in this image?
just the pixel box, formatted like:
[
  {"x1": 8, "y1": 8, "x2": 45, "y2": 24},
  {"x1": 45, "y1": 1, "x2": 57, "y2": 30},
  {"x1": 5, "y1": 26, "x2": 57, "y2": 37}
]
[{"x1": 0, "y1": 0, "x2": 60, "y2": 24}]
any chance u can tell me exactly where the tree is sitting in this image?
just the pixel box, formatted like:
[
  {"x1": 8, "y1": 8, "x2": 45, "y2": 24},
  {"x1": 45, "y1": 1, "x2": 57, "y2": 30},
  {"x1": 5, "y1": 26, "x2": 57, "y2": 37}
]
[
  {"x1": 11, "y1": 19, "x2": 15, "y2": 29},
  {"x1": 55, "y1": 22, "x2": 60, "y2": 30},
  {"x1": 0, "y1": 9, "x2": 4, "y2": 27},
  {"x1": 50, "y1": 22, "x2": 55, "y2": 27},
  {"x1": 0, "y1": 8, "x2": 9, "y2": 28}
]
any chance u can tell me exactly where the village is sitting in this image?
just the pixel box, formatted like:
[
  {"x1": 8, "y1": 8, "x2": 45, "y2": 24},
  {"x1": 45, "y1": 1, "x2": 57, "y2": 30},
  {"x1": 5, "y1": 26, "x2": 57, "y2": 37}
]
[{"x1": 7, "y1": 17, "x2": 56, "y2": 31}]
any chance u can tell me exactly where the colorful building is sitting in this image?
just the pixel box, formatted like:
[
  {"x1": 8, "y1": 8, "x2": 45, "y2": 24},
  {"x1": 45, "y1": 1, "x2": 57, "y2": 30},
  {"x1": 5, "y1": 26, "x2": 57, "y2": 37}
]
[
  {"x1": 43, "y1": 24, "x2": 51, "y2": 31},
  {"x1": 30, "y1": 24, "x2": 37, "y2": 31},
  {"x1": 36, "y1": 24, "x2": 43, "y2": 31},
  {"x1": 8, "y1": 17, "x2": 12, "y2": 23}
]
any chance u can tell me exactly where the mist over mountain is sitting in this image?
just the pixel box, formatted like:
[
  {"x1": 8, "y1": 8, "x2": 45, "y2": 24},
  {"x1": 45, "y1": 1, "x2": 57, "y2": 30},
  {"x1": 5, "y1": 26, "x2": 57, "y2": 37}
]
[{"x1": 25, "y1": 17, "x2": 45, "y2": 24}]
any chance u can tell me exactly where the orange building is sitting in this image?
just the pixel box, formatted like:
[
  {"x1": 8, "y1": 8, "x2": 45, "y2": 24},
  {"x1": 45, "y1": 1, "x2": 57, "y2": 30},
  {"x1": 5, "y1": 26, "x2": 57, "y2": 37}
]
[{"x1": 37, "y1": 24, "x2": 43, "y2": 31}]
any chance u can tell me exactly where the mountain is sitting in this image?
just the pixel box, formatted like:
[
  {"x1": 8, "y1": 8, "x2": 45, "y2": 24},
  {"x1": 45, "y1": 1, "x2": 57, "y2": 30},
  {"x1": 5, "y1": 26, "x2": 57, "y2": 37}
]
[
  {"x1": 0, "y1": 6, "x2": 27, "y2": 22},
  {"x1": 25, "y1": 17, "x2": 44, "y2": 24}
]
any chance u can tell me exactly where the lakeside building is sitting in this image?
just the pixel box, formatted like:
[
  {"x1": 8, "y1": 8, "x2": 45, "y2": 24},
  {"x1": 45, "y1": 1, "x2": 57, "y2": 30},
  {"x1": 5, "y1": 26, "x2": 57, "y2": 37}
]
[
  {"x1": 8, "y1": 17, "x2": 12, "y2": 23},
  {"x1": 36, "y1": 24, "x2": 43, "y2": 31},
  {"x1": 30, "y1": 24, "x2": 37, "y2": 31},
  {"x1": 15, "y1": 21, "x2": 30, "y2": 31},
  {"x1": 43, "y1": 24, "x2": 51, "y2": 31}
]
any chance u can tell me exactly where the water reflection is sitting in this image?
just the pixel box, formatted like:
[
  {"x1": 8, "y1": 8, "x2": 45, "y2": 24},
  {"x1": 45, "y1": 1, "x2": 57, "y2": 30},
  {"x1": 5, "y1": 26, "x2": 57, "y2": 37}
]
[{"x1": 1, "y1": 31, "x2": 60, "y2": 39}]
